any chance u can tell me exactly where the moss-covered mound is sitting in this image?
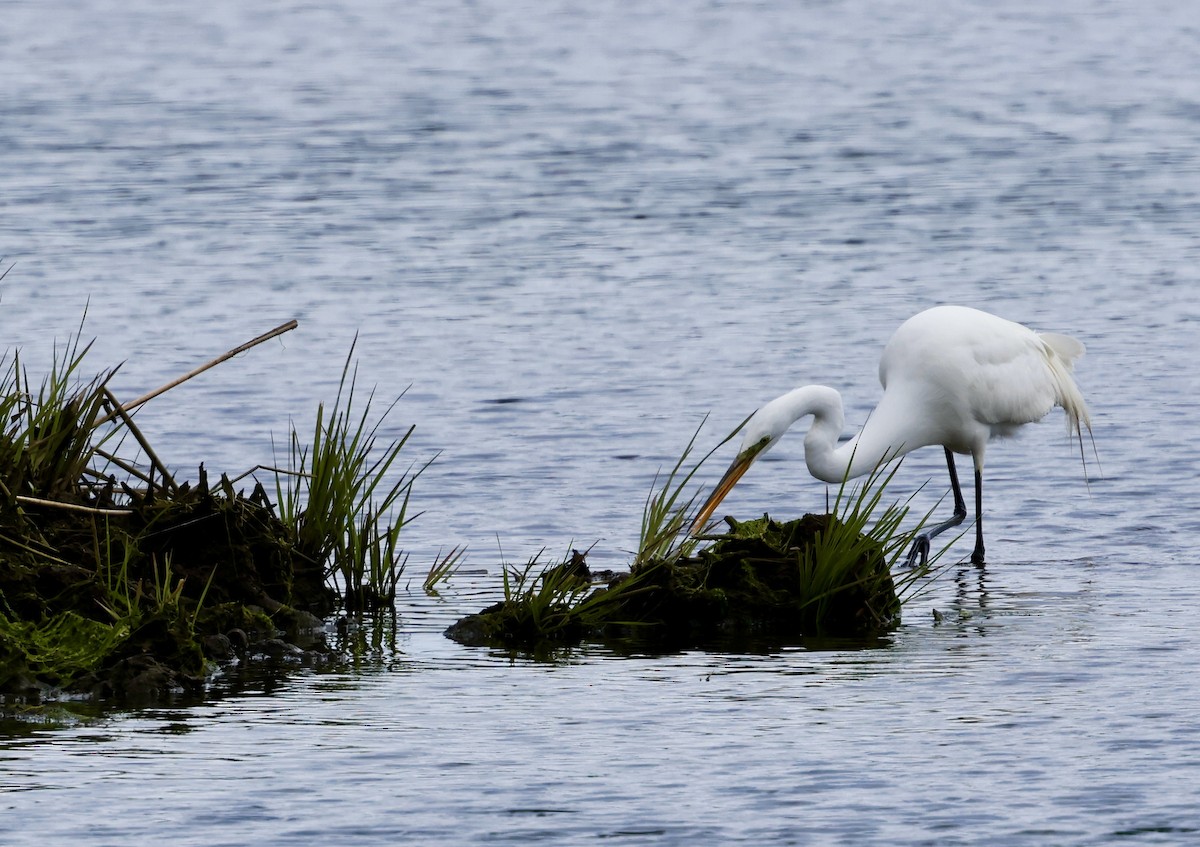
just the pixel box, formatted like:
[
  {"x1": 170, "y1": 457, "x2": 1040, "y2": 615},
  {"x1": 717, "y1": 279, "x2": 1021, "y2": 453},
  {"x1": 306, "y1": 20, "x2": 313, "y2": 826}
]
[
  {"x1": 447, "y1": 513, "x2": 901, "y2": 652},
  {"x1": 2, "y1": 320, "x2": 420, "y2": 705},
  {"x1": 0, "y1": 472, "x2": 335, "y2": 702}
]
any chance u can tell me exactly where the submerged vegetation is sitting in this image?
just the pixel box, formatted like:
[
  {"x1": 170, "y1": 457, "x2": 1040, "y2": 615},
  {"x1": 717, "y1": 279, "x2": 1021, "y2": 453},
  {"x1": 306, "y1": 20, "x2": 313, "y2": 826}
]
[
  {"x1": 1, "y1": 320, "x2": 426, "y2": 702},
  {"x1": 448, "y1": 431, "x2": 947, "y2": 653}
]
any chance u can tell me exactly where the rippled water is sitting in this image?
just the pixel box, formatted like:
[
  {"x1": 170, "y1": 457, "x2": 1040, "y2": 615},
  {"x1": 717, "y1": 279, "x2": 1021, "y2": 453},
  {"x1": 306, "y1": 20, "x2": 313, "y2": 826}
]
[{"x1": 3, "y1": 0, "x2": 1200, "y2": 843}]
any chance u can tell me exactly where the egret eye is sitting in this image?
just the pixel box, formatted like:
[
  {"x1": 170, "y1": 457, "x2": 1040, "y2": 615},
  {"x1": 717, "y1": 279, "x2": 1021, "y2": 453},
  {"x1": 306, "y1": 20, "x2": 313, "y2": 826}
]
[{"x1": 743, "y1": 435, "x2": 771, "y2": 460}]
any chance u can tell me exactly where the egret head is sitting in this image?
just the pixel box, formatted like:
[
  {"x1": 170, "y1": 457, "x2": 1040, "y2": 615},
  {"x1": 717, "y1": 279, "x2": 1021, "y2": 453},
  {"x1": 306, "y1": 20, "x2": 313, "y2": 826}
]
[{"x1": 690, "y1": 402, "x2": 789, "y2": 533}]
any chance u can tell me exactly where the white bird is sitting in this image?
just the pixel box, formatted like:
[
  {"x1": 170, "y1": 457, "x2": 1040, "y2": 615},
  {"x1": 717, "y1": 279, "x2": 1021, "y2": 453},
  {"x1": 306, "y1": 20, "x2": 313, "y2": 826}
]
[{"x1": 690, "y1": 305, "x2": 1091, "y2": 565}]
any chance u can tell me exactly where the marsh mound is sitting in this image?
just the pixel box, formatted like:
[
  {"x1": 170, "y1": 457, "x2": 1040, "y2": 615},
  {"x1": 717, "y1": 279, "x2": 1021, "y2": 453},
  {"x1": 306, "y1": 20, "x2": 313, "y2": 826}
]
[
  {"x1": 446, "y1": 513, "x2": 901, "y2": 652},
  {"x1": 0, "y1": 470, "x2": 337, "y2": 702},
  {"x1": 1, "y1": 320, "x2": 417, "y2": 704}
]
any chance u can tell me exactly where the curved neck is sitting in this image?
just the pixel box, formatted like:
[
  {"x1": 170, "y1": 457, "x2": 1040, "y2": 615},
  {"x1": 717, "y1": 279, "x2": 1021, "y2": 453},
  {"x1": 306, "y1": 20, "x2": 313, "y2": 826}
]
[{"x1": 775, "y1": 386, "x2": 904, "y2": 484}]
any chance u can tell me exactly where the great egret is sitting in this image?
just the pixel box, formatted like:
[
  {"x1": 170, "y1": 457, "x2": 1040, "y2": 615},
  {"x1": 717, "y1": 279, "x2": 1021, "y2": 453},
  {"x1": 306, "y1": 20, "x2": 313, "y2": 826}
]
[{"x1": 691, "y1": 305, "x2": 1091, "y2": 566}]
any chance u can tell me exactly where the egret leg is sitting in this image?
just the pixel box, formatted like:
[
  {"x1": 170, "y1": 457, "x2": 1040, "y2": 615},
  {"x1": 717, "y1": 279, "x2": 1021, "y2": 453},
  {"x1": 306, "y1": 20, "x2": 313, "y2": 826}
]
[
  {"x1": 970, "y1": 468, "x2": 984, "y2": 565},
  {"x1": 905, "y1": 448, "x2": 969, "y2": 568}
]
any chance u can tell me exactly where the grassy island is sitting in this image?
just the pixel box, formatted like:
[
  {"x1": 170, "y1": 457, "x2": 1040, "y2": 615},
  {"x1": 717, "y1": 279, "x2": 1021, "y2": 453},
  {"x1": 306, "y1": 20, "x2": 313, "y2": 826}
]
[{"x1": 0, "y1": 320, "x2": 426, "y2": 702}]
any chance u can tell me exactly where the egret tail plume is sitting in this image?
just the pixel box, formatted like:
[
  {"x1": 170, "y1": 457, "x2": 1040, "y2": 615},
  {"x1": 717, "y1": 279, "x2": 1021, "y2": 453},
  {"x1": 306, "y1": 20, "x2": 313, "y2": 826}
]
[{"x1": 1037, "y1": 330, "x2": 1095, "y2": 481}]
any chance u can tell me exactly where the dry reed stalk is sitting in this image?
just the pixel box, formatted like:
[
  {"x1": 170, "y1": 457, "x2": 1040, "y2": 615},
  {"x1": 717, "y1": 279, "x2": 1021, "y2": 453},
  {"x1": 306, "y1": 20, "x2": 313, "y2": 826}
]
[
  {"x1": 92, "y1": 319, "x2": 299, "y2": 426},
  {"x1": 91, "y1": 449, "x2": 155, "y2": 486},
  {"x1": 14, "y1": 495, "x2": 133, "y2": 516},
  {"x1": 100, "y1": 387, "x2": 179, "y2": 494}
]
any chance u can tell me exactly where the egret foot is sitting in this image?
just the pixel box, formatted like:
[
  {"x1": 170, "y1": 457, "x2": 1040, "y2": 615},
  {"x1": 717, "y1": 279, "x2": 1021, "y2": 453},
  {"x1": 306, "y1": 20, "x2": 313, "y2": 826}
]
[
  {"x1": 903, "y1": 447, "x2": 970, "y2": 570},
  {"x1": 905, "y1": 535, "x2": 931, "y2": 569}
]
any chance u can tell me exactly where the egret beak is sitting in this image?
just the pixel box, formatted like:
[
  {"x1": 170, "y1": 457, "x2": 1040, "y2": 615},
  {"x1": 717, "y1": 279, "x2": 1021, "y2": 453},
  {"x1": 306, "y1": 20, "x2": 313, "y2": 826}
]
[{"x1": 690, "y1": 451, "x2": 756, "y2": 535}]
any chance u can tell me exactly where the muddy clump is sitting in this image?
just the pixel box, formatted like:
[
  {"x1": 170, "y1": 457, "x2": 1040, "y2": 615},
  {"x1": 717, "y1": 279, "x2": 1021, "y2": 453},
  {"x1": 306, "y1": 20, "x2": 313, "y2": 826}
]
[
  {"x1": 447, "y1": 513, "x2": 900, "y2": 652},
  {"x1": 0, "y1": 472, "x2": 337, "y2": 702}
]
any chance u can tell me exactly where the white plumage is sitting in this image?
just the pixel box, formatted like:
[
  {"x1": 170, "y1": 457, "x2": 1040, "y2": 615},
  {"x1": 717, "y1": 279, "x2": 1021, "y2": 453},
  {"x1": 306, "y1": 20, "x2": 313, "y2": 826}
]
[{"x1": 692, "y1": 305, "x2": 1091, "y2": 565}]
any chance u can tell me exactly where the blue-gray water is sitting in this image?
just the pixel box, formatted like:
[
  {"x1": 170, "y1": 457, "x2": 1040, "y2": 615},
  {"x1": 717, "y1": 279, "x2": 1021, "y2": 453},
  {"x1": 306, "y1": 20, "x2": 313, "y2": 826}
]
[{"x1": 2, "y1": 0, "x2": 1200, "y2": 843}]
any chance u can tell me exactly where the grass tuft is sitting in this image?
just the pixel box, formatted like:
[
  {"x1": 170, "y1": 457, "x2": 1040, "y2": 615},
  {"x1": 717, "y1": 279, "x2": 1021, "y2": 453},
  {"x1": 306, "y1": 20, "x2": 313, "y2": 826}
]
[
  {"x1": 0, "y1": 314, "x2": 118, "y2": 503},
  {"x1": 445, "y1": 547, "x2": 650, "y2": 651},
  {"x1": 634, "y1": 416, "x2": 740, "y2": 568},
  {"x1": 423, "y1": 546, "x2": 466, "y2": 596},
  {"x1": 272, "y1": 341, "x2": 431, "y2": 614}
]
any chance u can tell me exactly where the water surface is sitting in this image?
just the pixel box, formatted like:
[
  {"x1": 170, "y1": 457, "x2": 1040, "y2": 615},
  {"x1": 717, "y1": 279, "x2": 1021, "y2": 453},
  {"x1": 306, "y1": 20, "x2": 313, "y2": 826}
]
[{"x1": 2, "y1": 0, "x2": 1199, "y2": 843}]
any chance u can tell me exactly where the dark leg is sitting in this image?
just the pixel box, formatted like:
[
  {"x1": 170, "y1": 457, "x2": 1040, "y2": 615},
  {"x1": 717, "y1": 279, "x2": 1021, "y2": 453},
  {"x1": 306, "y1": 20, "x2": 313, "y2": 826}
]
[
  {"x1": 905, "y1": 448, "x2": 969, "y2": 568},
  {"x1": 970, "y1": 467, "x2": 984, "y2": 565}
]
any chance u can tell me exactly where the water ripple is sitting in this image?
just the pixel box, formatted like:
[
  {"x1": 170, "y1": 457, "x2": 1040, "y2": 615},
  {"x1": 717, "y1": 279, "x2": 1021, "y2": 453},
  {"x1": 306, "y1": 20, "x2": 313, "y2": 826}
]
[{"x1": 4, "y1": 0, "x2": 1200, "y2": 843}]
